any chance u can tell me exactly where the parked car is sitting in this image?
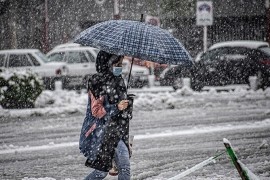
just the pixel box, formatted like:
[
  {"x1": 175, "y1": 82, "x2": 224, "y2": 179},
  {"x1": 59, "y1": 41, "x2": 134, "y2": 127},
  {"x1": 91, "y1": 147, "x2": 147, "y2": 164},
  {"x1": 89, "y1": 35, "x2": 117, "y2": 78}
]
[
  {"x1": 161, "y1": 41, "x2": 270, "y2": 91},
  {"x1": 122, "y1": 59, "x2": 149, "y2": 88},
  {"x1": 159, "y1": 65, "x2": 177, "y2": 86},
  {"x1": 46, "y1": 46, "x2": 99, "y2": 89},
  {"x1": 0, "y1": 49, "x2": 67, "y2": 90}
]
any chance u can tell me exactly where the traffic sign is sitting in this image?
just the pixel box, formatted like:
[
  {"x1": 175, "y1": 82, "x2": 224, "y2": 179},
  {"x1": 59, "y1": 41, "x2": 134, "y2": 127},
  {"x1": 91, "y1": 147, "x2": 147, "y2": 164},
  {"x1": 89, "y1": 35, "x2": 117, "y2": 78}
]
[
  {"x1": 145, "y1": 15, "x2": 160, "y2": 27},
  {"x1": 196, "y1": 1, "x2": 213, "y2": 26}
]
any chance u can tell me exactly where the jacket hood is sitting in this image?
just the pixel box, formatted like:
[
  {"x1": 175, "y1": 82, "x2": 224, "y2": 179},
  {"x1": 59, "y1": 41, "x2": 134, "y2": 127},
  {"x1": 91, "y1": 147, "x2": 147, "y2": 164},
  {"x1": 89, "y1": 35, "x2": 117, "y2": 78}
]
[{"x1": 96, "y1": 50, "x2": 112, "y2": 73}]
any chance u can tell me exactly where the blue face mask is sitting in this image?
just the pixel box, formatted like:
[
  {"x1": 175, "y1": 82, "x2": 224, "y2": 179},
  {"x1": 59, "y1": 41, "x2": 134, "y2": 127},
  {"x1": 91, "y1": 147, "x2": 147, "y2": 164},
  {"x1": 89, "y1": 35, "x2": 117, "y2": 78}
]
[{"x1": 113, "y1": 67, "x2": 122, "y2": 76}]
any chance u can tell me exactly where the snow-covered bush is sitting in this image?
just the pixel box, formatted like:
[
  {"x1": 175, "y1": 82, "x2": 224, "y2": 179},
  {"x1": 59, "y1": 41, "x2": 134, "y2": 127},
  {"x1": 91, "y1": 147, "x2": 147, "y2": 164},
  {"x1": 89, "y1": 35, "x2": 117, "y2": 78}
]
[{"x1": 0, "y1": 69, "x2": 43, "y2": 109}]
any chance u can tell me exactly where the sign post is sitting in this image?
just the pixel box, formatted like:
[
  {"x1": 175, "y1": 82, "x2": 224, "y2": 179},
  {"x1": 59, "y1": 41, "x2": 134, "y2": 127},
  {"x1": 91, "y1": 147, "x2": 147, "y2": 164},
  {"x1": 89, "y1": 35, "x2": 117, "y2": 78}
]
[
  {"x1": 145, "y1": 15, "x2": 161, "y2": 87},
  {"x1": 196, "y1": 1, "x2": 213, "y2": 52},
  {"x1": 113, "y1": 0, "x2": 120, "y2": 19}
]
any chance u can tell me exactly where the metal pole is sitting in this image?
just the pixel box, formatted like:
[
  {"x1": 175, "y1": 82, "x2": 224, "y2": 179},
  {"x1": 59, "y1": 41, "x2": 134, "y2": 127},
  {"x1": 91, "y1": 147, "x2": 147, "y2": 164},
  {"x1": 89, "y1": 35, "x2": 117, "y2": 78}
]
[
  {"x1": 44, "y1": 0, "x2": 49, "y2": 53},
  {"x1": 157, "y1": 0, "x2": 160, "y2": 17},
  {"x1": 224, "y1": 139, "x2": 250, "y2": 180},
  {"x1": 168, "y1": 152, "x2": 225, "y2": 180},
  {"x1": 266, "y1": 0, "x2": 270, "y2": 44},
  {"x1": 9, "y1": 1, "x2": 17, "y2": 49},
  {"x1": 127, "y1": 57, "x2": 134, "y2": 90},
  {"x1": 203, "y1": 26, "x2": 207, "y2": 52},
  {"x1": 113, "y1": 0, "x2": 120, "y2": 19}
]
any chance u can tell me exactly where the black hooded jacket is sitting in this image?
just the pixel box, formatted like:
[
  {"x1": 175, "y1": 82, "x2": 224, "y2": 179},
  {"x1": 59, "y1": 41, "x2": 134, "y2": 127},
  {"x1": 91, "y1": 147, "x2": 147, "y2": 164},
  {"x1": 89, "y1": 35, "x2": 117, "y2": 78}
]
[
  {"x1": 88, "y1": 50, "x2": 127, "y2": 101},
  {"x1": 84, "y1": 50, "x2": 131, "y2": 171}
]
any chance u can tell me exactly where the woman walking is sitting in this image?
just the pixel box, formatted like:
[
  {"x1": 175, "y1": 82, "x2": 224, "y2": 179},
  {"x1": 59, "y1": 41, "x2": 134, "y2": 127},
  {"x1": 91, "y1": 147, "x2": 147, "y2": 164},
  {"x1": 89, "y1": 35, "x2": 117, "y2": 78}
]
[{"x1": 79, "y1": 50, "x2": 133, "y2": 180}]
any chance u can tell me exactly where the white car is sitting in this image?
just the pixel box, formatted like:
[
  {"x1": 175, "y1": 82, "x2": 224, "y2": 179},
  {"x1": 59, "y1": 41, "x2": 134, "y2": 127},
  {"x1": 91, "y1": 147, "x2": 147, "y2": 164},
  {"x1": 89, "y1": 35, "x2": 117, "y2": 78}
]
[
  {"x1": 46, "y1": 46, "x2": 99, "y2": 89},
  {"x1": 52, "y1": 43, "x2": 81, "y2": 50},
  {"x1": 0, "y1": 49, "x2": 67, "y2": 90},
  {"x1": 122, "y1": 59, "x2": 149, "y2": 88}
]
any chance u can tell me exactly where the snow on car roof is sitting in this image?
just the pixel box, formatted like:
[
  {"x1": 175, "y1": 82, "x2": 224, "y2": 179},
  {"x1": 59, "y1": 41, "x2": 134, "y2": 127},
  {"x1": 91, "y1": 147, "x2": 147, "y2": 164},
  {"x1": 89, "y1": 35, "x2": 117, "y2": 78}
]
[
  {"x1": 47, "y1": 46, "x2": 99, "y2": 55},
  {"x1": 209, "y1": 41, "x2": 269, "y2": 50},
  {"x1": 0, "y1": 49, "x2": 41, "y2": 54},
  {"x1": 53, "y1": 43, "x2": 81, "y2": 49}
]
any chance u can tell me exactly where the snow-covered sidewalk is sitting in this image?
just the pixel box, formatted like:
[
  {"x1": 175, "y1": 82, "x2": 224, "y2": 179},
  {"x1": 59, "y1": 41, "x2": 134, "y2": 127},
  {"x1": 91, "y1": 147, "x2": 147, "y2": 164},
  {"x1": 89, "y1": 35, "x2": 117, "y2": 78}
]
[{"x1": 1, "y1": 86, "x2": 270, "y2": 118}]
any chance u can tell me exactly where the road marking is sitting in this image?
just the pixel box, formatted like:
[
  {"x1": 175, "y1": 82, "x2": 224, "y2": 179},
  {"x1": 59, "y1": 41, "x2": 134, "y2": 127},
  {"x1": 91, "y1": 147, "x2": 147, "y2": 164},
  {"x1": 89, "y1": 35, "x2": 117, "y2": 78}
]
[
  {"x1": 135, "y1": 119, "x2": 270, "y2": 140},
  {"x1": 0, "y1": 119, "x2": 269, "y2": 155},
  {"x1": 0, "y1": 142, "x2": 78, "y2": 155}
]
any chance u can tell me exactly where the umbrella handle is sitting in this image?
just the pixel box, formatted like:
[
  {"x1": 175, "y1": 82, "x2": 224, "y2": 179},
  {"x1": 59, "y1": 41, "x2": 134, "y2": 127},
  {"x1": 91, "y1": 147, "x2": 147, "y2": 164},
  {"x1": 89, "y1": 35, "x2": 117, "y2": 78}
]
[{"x1": 127, "y1": 57, "x2": 134, "y2": 90}]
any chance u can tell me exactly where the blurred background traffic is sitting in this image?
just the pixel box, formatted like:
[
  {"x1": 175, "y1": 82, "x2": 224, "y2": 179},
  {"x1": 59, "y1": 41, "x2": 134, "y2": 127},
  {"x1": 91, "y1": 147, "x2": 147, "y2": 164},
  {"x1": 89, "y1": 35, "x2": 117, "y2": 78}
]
[{"x1": 0, "y1": 0, "x2": 269, "y2": 92}]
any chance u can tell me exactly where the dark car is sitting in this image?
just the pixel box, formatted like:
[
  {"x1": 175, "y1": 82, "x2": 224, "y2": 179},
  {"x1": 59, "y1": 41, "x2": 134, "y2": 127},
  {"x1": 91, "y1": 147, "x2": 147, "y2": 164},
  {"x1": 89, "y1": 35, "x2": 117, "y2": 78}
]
[{"x1": 161, "y1": 41, "x2": 270, "y2": 91}]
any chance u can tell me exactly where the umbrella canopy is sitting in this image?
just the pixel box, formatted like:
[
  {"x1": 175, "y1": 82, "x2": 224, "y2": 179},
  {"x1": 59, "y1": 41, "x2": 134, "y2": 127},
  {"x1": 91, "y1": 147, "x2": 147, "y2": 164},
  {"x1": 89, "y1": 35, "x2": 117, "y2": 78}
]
[{"x1": 74, "y1": 20, "x2": 193, "y2": 65}]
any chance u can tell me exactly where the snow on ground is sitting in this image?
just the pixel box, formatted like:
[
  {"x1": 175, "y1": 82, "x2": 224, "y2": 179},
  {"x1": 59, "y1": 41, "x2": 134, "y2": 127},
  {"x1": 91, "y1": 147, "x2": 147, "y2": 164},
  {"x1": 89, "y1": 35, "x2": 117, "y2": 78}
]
[
  {"x1": 1, "y1": 86, "x2": 270, "y2": 118},
  {"x1": 1, "y1": 86, "x2": 270, "y2": 180},
  {"x1": 1, "y1": 118, "x2": 269, "y2": 155}
]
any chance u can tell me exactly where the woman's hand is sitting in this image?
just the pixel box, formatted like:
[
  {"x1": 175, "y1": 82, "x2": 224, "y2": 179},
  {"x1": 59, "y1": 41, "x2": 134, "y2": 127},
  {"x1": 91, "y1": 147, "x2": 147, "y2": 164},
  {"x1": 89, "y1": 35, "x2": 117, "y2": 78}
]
[{"x1": 117, "y1": 100, "x2": 129, "y2": 111}]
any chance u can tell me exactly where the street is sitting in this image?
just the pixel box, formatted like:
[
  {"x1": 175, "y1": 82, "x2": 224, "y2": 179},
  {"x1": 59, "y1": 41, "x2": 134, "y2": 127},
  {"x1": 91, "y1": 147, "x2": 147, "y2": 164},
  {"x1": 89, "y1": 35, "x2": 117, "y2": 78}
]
[
  {"x1": 1, "y1": 0, "x2": 270, "y2": 179},
  {"x1": 1, "y1": 89, "x2": 270, "y2": 180}
]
